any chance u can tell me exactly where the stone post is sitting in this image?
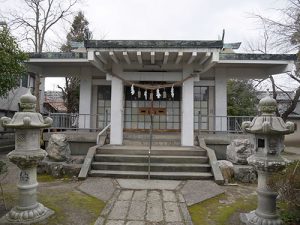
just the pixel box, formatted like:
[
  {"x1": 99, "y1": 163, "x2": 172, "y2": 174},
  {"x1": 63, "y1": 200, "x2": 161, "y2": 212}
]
[
  {"x1": 240, "y1": 93, "x2": 296, "y2": 225},
  {"x1": 0, "y1": 90, "x2": 54, "y2": 224}
]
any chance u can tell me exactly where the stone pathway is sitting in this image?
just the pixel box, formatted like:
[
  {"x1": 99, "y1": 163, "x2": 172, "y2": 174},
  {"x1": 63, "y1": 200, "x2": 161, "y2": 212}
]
[
  {"x1": 95, "y1": 189, "x2": 192, "y2": 225},
  {"x1": 78, "y1": 178, "x2": 224, "y2": 225}
]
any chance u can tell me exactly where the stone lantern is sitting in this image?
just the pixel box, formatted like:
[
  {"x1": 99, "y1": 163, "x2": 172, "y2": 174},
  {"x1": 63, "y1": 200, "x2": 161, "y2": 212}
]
[
  {"x1": 0, "y1": 90, "x2": 54, "y2": 224},
  {"x1": 240, "y1": 93, "x2": 296, "y2": 225}
]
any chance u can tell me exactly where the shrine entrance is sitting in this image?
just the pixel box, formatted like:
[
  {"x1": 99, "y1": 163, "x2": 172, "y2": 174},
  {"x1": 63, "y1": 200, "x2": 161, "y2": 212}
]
[{"x1": 124, "y1": 84, "x2": 181, "y2": 131}]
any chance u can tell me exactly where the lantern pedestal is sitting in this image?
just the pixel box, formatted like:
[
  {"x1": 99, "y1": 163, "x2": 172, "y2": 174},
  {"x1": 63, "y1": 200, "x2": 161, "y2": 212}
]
[
  {"x1": 0, "y1": 90, "x2": 54, "y2": 224},
  {"x1": 239, "y1": 93, "x2": 296, "y2": 225}
]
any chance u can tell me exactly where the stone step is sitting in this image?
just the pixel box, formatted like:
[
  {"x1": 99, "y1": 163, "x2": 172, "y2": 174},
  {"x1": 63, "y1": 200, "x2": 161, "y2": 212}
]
[
  {"x1": 97, "y1": 145, "x2": 207, "y2": 156},
  {"x1": 89, "y1": 170, "x2": 213, "y2": 180},
  {"x1": 91, "y1": 162, "x2": 211, "y2": 172},
  {"x1": 123, "y1": 132, "x2": 181, "y2": 140},
  {"x1": 94, "y1": 154, "x2": 209, "y2": 164},
  {"x1": 123, "y1": 139, "x2": 181, "y2": 146}
]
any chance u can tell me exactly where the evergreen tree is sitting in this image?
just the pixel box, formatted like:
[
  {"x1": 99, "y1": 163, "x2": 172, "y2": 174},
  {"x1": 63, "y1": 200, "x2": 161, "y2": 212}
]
[
  {"x1": 227, "y1": 79, "x2": 258, "y2": 116},
  {"x1": 59, "y1": 12, "x2": 92, "y2": 113},
  {"x1": 61, "y1": 11, "x2": 92, "y2": 52},
  {"x1": 0, "y1": 26, "x2": 27, "y2": 97}
]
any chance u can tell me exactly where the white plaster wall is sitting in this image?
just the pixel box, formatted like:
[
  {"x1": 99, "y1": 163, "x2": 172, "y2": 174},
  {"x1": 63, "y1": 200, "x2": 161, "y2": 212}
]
[
  {"x1": 181, "y1": 66, "x2": 194, "y2": 146},
  {"x1": 110, "y1": 65, "x2": 124, "y2": 145},
  {"x1": 79, "y1": 75, "x2": 92, "y2": 128},
  {"x1": 215, "y1": 70, "x2": 227, "y2": 131}
]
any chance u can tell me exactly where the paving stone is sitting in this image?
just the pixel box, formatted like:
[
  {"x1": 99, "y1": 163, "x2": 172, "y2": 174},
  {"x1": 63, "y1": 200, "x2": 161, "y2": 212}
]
[
  {"x1": 127, "y1": 201, "x2": 146, "y2": 220},
  {"x1": 146, "y1": 200, "x2": 163, "y2": 222},
  {"x1": 147, "y1": 190, "x2": 161, "y2": 201},
  {"x1": 179, "y1": 203, "x2": 192, "y2": 222},
  {"x1": 117, "y1": 179, "x2": 181, "y2": 190},
  {"x1": 126, "y1": 221, "x2": 145, "y2": 225},
  {"x1": 119, "y1": 190, "x2": 134, "y2": 201},
  {"x1": 162, "y1": 190, "x2": 177, "y2": 202},
  {"x1": 94, "y1": 216, "x2": 105, "y2": 225},
  {"x1": 181, "y1": 180, "x2": 224, "y2": 206},
  {"x1": 106, "y1": 220, "x2": 125, "y2": 225},
  {"x1": 166, "y1": 223, "x2": 184, "y2": 225},
  {"x1": 79, "y1": 178, "x2": 116, "y2": 202},
  {"x1": 108, "y1": 201, "x2": 130, "y2": 220},
  {"x1": 101, "y1": 197, "x2": 116, "y2": 216},
  {"x1": 164, "y1": 202, "x2": 182, "y2": 222},
  {"x1": 132, "y1": 190, "x2": 147, "y2": 201},
  {"x1": 177, "y1": 192, "x2": 185, "y2": 203}
]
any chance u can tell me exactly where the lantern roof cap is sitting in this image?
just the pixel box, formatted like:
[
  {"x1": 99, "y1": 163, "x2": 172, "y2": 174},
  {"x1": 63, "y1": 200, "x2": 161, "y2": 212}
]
[
  {"x1": 258, "y1": 91, "x2": 277, "y2": 115},
  {"x1": 20, "y1": 89, "x2": 37, "y2": 112}
]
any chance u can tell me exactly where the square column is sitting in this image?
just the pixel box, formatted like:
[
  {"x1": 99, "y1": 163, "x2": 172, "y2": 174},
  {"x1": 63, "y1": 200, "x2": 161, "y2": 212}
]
[
  {"x1": 79, "y1": 75, "x2": 92, "y2": 129},
  {"x1": 110, "y1": 65, "x2": 124, "y2": 145},
  {"x1": 215, "y1": 73, "x2": 227, "y2": 131},
  {"x1": 181, "y1": 67, "x2": 194, "y2": 146}
]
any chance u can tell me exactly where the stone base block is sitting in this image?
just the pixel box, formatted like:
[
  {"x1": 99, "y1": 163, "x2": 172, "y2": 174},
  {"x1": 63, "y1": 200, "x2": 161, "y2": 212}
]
[
  {"x1": 38, "y1": 157, "x2": 83, "y2": 178},
  {"x1": 240, "y1": 211, "x2": 283, "y2": 225},
  {"x1": 0, "y1": 203, "x2": 54, "y2": 225},
  {"x1": 233, "y1": 165, "x2": 257, "y2": 183}
]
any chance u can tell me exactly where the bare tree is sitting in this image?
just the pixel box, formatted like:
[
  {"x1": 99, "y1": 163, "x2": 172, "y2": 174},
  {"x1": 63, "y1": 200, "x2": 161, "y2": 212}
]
[
  {"x1": 245, "y1": 0, "x2": 300, "y2": 121},
  {"x1": 3, "y1": 0, "x2": 80, "y2": 111}
]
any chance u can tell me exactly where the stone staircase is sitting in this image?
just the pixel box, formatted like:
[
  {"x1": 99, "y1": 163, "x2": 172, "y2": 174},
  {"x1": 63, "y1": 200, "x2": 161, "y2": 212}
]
[{"x1": 89, "y1": 132, "x2": 213, "y2": 180}]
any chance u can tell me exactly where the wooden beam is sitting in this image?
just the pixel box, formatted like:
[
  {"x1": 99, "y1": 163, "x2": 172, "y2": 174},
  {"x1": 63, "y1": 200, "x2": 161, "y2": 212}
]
[
  {"x1": 199, "y1": 52, "x2": 211, "y2": 65},
  {"x1": 137, "y1": 51, "x2": 143, "y2": 64},
  {"x1": 109, "y1": 51, "x2": 119, "y2": 64},
  {"x1": 187, "y1": 52, "x2": 197, "y2": 64},
  {"x1": 201, "y1": 52, "x2": 219, "y2": 73},
  {"x1": 123, "y1": 51, "x2": 131, "y2": 64},
  {"x1": 163, "y1": 52, "x2": 169, "y2": 64},
  {"x1": 150, "y1": 52, "x2": 155, "y2": 64},
  {"x1": 175, "y1": 52, "x2": 183, "y2": 64},
  {"x1": 95, "y1": 51, "x2": 107, "y2": 64},
  {"x1": 87, "y1": 51, "x2": 105, "y2": 72}
]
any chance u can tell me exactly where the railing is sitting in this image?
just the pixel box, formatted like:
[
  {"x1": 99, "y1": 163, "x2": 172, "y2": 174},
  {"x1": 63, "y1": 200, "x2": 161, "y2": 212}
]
[
  {"x1": 198, "y1": 113, "x2": 254, "y2": 134},
  {"x1": 47, "y1": 110, "x2": 110, "y2": 131},
  {"x1": 96, "y1": 123, "x2": 111, "y2": 145}
]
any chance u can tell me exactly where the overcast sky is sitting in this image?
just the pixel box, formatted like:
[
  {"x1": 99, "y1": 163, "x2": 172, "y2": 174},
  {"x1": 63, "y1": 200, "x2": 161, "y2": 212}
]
[{"x1": 1, "y1": 0, "x2": 292, "y2": 90}]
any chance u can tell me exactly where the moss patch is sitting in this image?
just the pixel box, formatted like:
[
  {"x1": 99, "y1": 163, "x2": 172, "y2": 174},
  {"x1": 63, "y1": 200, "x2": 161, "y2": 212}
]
[
  {"x1": 189, "y1": 193, "x2": 257, "y2": 225},
  {"x1": 36, "y1": 190, "x2": 105, "y2": 225},
  {"x1": 37, "y1": 174, "x2": 71, "y2": 182},
  {"x1": 1, "y1": 186, "x2": 105, "y2": 225}
]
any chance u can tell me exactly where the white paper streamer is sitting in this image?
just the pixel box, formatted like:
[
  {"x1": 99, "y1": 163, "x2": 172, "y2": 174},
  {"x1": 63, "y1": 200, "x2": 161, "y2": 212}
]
[
  {"x1": 144, "y1": 90, "x2": 147, "y2": 100},
  {"x1": 171, "y1": 85, "x2": 174, "y2": 98},
  {"x1": 131, "y1": 84, "x2": 135, "y2": 95},
  {"x1": 156, "y1": 89, "x2": 161, "y2": 99}
]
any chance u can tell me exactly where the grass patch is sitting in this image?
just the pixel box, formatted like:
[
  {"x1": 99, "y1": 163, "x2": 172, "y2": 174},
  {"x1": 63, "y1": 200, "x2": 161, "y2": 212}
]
[
  {"x1": 278, "y1": 201, "x2": 300, "y2": 225},
  {"x1": 189, "y1": 193, "x2": 257, "y2": 225}
]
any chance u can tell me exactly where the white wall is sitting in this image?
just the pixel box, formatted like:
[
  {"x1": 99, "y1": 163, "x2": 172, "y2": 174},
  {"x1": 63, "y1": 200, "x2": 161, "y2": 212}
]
[
  {"x1": 79, "y1": 75, "x2": 92, "y2": 128},
  {"x1": 110, "y1": 65, "x2": 124, "y2": 144},
  {"x1": 215, "y1": 70, "x2": 227, "y2": 131},
  {"x1": 181, "y1": 66, "x2": 194, "y2": 146}
]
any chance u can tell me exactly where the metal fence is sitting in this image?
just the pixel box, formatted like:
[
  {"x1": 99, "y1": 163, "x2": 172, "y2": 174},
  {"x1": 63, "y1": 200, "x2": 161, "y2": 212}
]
[
  {"x1": 47, "y1": 112, "x2": 254, "y2": 133},
  {"x1": 198, "y1": 113, "x2": 254, "y2": 134},
  {"x1": 47, "y1": 111, "x2": 109, "y2": 131}
]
